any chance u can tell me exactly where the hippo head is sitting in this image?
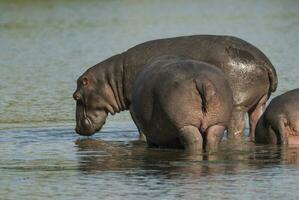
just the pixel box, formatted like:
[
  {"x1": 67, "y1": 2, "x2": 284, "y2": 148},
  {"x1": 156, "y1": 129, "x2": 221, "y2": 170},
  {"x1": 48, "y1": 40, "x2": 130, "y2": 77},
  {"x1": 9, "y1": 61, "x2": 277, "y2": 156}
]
[{"x1": 73, "y1": 69, "x2": 118, "y2": 136}]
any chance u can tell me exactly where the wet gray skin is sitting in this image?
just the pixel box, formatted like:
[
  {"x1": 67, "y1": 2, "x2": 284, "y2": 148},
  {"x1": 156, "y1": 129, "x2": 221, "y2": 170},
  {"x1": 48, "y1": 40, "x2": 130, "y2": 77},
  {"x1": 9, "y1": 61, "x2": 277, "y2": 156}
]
[
  {"x1": 73, "y1": 72, "x2": 108, "y2": 135},
  {"x1": 255, "y1": 89, "x2": 299, "y2": 145},
  {"x1": 73, "y1": 35, "x2": 277, "y2": 141},
  {"x1": 73, "y1": 55, "x2": 126, "y2": 136},
  {"x1": 131, "y1": 56, "x2": 233, "y2": 153}
]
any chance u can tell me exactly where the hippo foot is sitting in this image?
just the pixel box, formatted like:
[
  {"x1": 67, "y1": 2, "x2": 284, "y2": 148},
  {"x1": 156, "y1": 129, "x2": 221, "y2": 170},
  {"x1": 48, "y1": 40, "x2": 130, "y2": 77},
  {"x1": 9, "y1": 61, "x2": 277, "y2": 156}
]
[{"x1": 138, "y1": 131, "x2": 147, "y2": 142}]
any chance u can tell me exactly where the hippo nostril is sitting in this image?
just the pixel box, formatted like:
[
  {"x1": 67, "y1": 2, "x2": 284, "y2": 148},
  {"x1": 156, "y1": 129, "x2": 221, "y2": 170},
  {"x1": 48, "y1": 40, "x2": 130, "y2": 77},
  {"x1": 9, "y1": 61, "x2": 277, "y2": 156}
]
[{"x1": 73, "y1": 93, "x2": 81, "y2": 101}]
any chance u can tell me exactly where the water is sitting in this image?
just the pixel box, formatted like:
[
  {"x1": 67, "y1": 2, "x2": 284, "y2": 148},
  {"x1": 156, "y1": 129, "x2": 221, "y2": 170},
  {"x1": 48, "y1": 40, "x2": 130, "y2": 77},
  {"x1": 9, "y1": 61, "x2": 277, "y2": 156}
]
[
  {"x1": 0, "y1": 0, "x2": 299, "y2": 199},
  {"x1": 1, "y1": 125, "x2": 299, "y2": 199}
]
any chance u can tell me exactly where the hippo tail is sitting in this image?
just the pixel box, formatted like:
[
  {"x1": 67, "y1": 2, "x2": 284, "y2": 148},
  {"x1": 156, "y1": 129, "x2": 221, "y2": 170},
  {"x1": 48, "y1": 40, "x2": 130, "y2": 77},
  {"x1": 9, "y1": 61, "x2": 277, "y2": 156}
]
[
  {"x1": 266, "y1": 63, "x2": 278, "y2": 93},
  {"x1": 195, "y1": 79, "x2": 215, "y2": 114},
  {"x1": 260, "y1": 57, "x2": 278, "y2": 97},
  {"x1": 277, "y1": 118, "x2": 288, "y2": 145}
]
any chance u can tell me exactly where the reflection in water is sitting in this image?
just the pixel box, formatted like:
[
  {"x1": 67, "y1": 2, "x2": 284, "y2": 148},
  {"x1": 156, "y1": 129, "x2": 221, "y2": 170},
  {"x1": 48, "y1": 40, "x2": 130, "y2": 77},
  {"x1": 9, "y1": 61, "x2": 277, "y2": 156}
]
[
  {"x1": 1, "y1": 127, "x2": 299, "y2": 200},
  {"x1": 74, "y1": 138, "x2": 299, "y2": 200},
  {"x1": 75, "y1": 139, "x2": 299, "y2": 180},
  {"x1": 281, "y1": 146, "x2": 299, "y2": 166}
]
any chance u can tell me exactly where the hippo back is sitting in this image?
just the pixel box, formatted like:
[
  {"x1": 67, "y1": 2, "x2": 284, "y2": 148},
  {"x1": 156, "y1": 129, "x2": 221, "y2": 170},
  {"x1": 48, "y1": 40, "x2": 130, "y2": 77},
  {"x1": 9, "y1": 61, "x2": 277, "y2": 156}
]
[{"x1": 123, "y1": 35, "x2": 277, "y2": 107}]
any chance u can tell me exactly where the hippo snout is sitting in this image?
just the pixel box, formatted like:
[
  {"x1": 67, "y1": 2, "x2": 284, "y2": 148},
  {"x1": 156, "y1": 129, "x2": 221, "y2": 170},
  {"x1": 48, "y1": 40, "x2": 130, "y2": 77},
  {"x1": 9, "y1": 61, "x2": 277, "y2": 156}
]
[
  {"x1": 75, "y1": 116, "x2": 106, "y2": 136},
  {"x1": 75, "y1": 118, "x2": 96, "y2": 136}
]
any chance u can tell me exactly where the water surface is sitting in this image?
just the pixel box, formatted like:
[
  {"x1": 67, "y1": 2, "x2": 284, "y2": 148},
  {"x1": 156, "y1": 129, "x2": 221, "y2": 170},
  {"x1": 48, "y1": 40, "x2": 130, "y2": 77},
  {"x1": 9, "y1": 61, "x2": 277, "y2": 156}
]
[
  {"x1": 1, "y1": 0, "x2": 299, "y2": 199},
  {"x1": 1, "y1": 125, "x2": 299, "y2": 199}
]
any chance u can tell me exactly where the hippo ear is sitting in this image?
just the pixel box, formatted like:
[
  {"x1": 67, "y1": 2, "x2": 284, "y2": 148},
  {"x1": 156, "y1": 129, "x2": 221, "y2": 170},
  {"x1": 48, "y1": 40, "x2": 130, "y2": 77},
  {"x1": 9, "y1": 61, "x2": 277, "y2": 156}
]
[{"x1": 82, "y1": 77, "x2": 89, "y2": 86}]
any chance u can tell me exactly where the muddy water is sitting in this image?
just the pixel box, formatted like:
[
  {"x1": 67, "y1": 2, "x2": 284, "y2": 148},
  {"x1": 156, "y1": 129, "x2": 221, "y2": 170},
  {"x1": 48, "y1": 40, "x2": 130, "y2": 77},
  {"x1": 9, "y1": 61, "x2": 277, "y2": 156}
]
[{"x1": 1, "y1": 0, "x2": 299, "y2": 199}]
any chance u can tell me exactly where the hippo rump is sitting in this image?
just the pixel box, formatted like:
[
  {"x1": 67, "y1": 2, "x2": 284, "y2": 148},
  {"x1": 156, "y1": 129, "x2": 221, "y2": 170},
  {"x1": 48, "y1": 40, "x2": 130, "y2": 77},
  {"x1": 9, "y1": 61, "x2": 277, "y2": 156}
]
[
  {"x1": 73, "y1": 35, "x2": 277, "y2": 140},
  {"x1": 130, "y1": 56, "x2": 233, "y2": 152},
  {"x1": 255, "y1": 89, "x2": 299, "y2": 145}
]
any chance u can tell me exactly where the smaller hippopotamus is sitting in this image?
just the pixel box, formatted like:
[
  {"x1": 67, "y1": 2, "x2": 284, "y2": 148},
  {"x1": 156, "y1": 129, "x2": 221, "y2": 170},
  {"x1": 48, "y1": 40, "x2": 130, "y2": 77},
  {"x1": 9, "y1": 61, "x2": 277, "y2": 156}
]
[
  {"x1": 130, "y1": 56, "x2": 233, "y2": 153},
  {"x1": 255, "y1": 89, "x2": 299, "y2": 145}
]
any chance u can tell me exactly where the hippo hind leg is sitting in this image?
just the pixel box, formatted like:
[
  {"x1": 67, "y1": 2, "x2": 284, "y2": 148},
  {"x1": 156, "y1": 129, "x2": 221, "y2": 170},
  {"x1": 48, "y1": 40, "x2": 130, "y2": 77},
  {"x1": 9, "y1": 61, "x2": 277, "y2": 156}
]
[
  {"x1": 255, "y1": 118, "x2": 278, "y2": 144},
  {"x1": 228, "y1": 107, "x2": 247, "y2": 141},
  {"x1": 205, "y1": 125, "x2": 225, "y2": 153},
  {"x1": 178, "y1": 125, "x2": 203, "y2": 153}
]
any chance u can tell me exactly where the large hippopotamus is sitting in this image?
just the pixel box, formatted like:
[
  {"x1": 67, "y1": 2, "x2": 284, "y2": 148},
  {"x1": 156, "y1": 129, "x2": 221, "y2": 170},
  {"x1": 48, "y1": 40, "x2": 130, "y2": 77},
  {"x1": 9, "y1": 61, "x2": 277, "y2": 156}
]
[
  {"x1": 255, "y1": 89, "x2": 299, "y2": 145},
  {"x1": 73, "y1": 35, "x2": 277, "y2": 140},
  {"x1": 130, "y1": 56, "x2": 233, "y2": 152}
]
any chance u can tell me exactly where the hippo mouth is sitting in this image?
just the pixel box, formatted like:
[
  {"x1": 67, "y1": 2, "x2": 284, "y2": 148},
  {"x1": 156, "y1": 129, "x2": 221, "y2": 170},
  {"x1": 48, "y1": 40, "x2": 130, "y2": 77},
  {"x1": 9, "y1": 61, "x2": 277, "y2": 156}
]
[
  {"x1": 75, "y1": 102, "x2": 108, "y2": 136},
  {"x1": 75, "y1": 117, "x2": 105, "y2": 136}
]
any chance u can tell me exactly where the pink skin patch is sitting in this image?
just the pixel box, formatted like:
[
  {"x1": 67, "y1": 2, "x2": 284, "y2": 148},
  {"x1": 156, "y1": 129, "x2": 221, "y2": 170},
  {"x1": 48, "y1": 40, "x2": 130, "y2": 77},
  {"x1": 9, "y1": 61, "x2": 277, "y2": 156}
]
[
  {"x1": 288, "y1": 135, "x2": 299, "y2": 145},
  {"x1": 286, "y1": 120, "x2": 299, "y2": 146},
  {"x1": 282, "y1": 120, "x2": 299, "y2": 145}
]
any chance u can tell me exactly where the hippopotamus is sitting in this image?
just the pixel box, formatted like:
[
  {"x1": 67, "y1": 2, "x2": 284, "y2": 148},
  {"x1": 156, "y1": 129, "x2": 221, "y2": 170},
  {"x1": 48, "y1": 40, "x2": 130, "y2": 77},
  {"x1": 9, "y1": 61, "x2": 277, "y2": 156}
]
[
  {"x1": 255, "y1": 89, "x2": 299, "y2": 145},
  {"x1": 130, "y1": 56, "x2": 233, "y2": 152},
  {"x1": 73, "y1": 35, "x2": 277, "y2": 140}
]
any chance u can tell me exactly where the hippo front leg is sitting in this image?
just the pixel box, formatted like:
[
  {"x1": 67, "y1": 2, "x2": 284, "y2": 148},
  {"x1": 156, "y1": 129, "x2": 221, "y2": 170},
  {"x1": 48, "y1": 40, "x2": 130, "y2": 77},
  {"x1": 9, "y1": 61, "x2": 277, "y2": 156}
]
[
  {"x1": 129, "y1": 108, "x2": 147, "y2": 142},
  {"x1": 179, "y1": 125, "x2": 203, "y2": 153}
]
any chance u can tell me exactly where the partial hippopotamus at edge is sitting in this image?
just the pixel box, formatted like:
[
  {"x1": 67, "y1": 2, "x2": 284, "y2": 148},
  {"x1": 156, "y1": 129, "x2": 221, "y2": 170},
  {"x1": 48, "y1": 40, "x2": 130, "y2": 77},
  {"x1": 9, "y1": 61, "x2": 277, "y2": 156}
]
[
  {"x1": 131, "y1": 56, "x2": 233, "y2": 152},
  {"x1": 255, "y1": 89, "x2": 299, "y2": 145},
  {"x1": 73, "y1": 35, "x2": 278, "y2": 140}
]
